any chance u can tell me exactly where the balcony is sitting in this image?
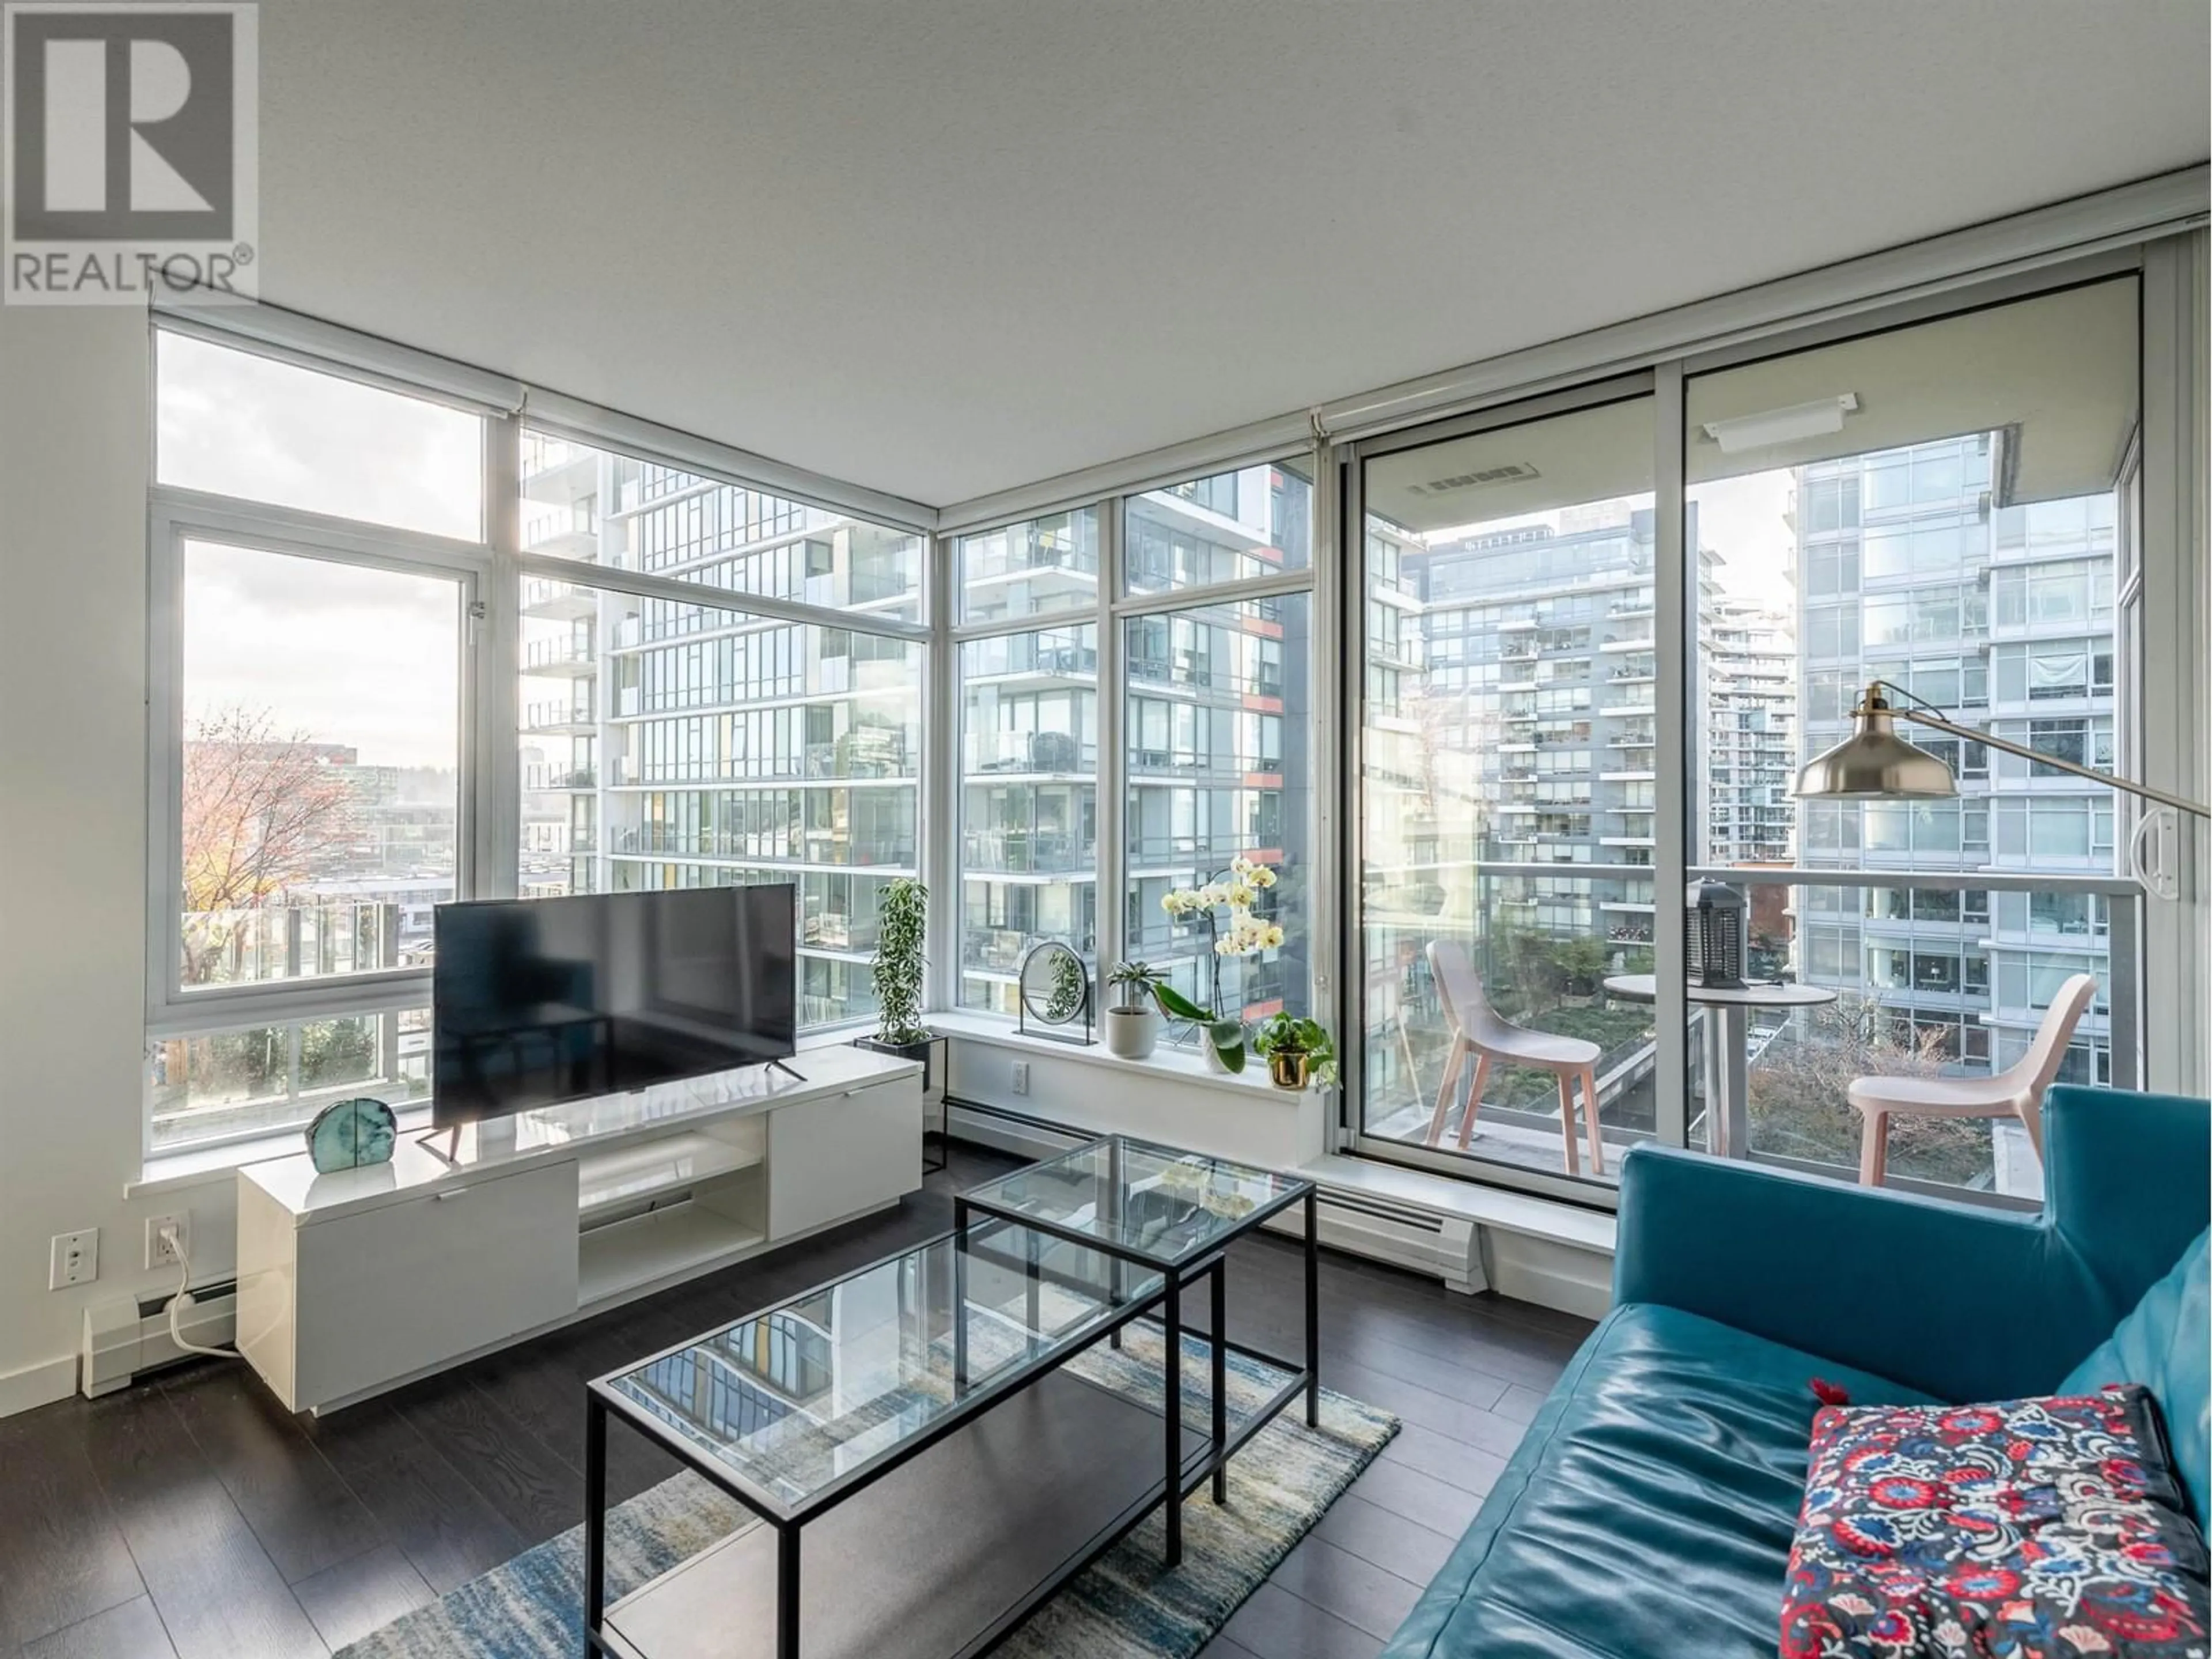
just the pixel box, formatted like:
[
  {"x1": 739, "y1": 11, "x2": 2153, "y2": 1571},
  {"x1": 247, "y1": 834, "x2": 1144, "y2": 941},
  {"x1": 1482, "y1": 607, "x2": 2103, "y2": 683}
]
[
  {"x1": 520, "y1": 700, "x2": 594, "y2": 736},
  {"x1": 1357, "y1": 861, "x2": 2140, "y2": 1203},
  {"x1": 522, "y1": 766, "x2": 596, "y2": 791},
  {"x1": 521, "y1": 577, "x2": 599, "y2": 619},
  {"x1": 961, "y1": 830, "x2": 1096, "y2": 876},
  {"x1": 964, "y1": 732, "x2": 1096, "y2": 777},
  {"x1": 523, "y1": 638, "x2": 597, "y2": 677}
]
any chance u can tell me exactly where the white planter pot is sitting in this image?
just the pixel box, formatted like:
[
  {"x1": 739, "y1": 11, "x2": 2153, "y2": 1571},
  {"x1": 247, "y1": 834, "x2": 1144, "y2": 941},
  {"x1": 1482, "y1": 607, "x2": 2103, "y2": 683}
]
[
  {"x1": 1103, "y1": 1006, "x2": 1160, "y2": 1060},
  {"x1": 1204, "y1": 1040, "x2": 1233, "y2": 1074}
]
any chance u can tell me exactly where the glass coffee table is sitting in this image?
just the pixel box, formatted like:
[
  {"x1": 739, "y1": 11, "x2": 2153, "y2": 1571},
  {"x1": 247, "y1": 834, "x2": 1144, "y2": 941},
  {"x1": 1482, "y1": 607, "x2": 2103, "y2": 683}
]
[
  {"x1": 955, "y1": 1136, "x2": 1320, "y2": 1566},
  {"x1": 583, "y1": 1141, "x2": 1317, "y2": 1659}
]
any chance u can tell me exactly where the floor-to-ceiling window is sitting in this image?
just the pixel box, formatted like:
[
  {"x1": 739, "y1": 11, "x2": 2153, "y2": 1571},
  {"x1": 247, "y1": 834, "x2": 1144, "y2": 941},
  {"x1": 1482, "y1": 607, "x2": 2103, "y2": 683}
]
[
  {"x1": 1354, "y1": 394, "x2": 1659, "y2": 1181},
  {"x1": 512, "y1": 429, "x2": 926, "y2": 1029},
  {"x1": 1122, "y1": 467, "x2": 1314, "y2": 1036},
  {"x1": 950, "y1": 462, "x2": 1316, "y2": 1027},
  {"x1": 149, "y1": 333, "x2": 483, "y2": 1153},
  {"x1": 1351, "y1": 272, "x2": 2149, "y2": 1205},
  {"x1": 1685, "y1": 277, "x2": 2137, "y2": 1198},
  {"x1": 146, "y1": 326, "x2": 933, "y2": 1157}
]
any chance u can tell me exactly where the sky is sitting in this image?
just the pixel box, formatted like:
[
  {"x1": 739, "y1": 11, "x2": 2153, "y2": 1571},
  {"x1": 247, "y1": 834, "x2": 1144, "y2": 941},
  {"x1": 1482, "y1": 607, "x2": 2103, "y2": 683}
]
[{"x1": 164, "y1": 336, "x2": 475, "y2": 769}]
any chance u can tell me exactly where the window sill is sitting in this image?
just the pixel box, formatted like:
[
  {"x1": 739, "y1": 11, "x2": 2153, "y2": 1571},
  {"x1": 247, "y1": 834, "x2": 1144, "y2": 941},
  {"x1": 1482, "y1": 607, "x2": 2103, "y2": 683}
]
[
  {"x1": 926, "y1": 1010, "x2": 1302, "y2": 1100},
  {"x1": 128, "y1": 1024, "x2": 895, "y2": 1198}
]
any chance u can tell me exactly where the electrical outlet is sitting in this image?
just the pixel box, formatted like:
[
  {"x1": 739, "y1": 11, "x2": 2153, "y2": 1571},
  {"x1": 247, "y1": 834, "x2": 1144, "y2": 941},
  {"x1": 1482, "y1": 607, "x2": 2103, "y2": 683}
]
[
  {"x1": 146, "y1": 1214, "x2": 188, "y2": 1271},
  {"x1": 1011, "y1": 1059, "x2": 1030, "y2": 1096},
  {"x1": 48, "y1": 1229, "x2": 97, "y2": 1290}
]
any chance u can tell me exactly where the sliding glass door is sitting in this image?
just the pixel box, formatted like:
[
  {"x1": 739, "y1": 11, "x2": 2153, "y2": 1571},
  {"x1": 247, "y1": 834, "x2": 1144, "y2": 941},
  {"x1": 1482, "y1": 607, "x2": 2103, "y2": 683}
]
[{"x1": 1349, "y1": 270, "x2": 2146, "y2": 1206}]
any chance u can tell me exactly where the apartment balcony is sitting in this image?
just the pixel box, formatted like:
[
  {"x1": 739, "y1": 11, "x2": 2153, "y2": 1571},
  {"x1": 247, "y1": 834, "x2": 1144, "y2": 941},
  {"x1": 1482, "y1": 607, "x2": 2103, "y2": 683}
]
[
  {"x1": 961, "y1": 929, "x2": 1082, "y2": 978},
  {"x1": 522, "y1": 766, "x2": 597, "y2": 791},
  {"x1": 964, "y1": 731, "x2": 1097, "y2": 777},
  {"x1": 521, "y1": 577, "x2": 599, "y2": 619},
  {"x1": 1600, "y1": 698, "x2": 1658, "y2": 718},
  {"x1": 520, "y1": 440, "x2": 599, "y2": 506},
  {"x1": 523, "y1": 638, "x2": 598, "y2": 677},
  {"x1": 960, "y1": 831, "x2": 1097, "y2": 876},
  {"x1": 521, "y1": 520, "x2": 600, "y2": 561},
  {"x1": 1599, "y1": 632, "x2": 1655, "y2": 652},
  {"x1": 519, "y1": 700, "x2": 594, "y2": 736},
  {"x1": 608, "y1": 827, "x2": 919, "y2": 868}
]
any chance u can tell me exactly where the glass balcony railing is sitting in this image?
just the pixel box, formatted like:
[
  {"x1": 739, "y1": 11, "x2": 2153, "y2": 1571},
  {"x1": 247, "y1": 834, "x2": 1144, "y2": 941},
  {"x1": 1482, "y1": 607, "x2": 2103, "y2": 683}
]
[{"x1": 1358, "y1": 859, "x2": 2139, "y2": 1206}]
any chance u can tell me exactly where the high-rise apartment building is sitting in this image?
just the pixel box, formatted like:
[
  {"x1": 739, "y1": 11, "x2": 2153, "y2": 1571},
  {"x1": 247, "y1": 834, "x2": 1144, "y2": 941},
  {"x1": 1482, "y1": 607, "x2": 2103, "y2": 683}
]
[
  {"x1": 955, "y1": 466, "x2": 1315, "y2": 1026},
  {"x1": 1702, "y1": 598, "x2": 1798, "y2": 868},
  {"x1": 516, "y1": 434, "x2": 926, "y2": 1030},
  {"x1": 1794, "y1": 434, "x2": 2117, "y2": 1084}
]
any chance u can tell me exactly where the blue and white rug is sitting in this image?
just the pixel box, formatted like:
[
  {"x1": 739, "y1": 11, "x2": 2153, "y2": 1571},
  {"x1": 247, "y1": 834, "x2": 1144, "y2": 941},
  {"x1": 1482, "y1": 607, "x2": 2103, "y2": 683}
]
[{"x1": 337, "y1": 1324, "x2": 1399, "y2": 1659}]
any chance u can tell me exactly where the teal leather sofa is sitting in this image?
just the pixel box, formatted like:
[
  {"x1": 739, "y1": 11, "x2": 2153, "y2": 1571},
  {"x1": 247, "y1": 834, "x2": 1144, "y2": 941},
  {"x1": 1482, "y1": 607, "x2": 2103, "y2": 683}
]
[{"x1": 1380, "y1": 1085, "x2": 2211, "y2": 1659}]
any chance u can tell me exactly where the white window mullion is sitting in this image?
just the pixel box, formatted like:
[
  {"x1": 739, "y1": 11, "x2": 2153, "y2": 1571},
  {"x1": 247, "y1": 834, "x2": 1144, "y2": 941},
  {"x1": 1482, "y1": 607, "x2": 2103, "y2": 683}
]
[
  {"x1": 479, "y1": 412, "x2": 524, "y2": 899},
  {"x1": 1094, "y1": 495, "x2": 1126, "y2": 997},
  {"x1": 1653, "y1": 361, "x2": 1691, "y2": 1150}
]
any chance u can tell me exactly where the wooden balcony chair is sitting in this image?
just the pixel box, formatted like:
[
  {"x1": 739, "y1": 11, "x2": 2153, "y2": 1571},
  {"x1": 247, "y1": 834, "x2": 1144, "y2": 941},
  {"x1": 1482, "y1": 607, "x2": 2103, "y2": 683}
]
[
  {"x1": 1847, "y1": 971, "x2": 2098, "y2": 1187},
  {"x1": 1423, "y1": 940, "x2": 1606, "y2": 1176}
]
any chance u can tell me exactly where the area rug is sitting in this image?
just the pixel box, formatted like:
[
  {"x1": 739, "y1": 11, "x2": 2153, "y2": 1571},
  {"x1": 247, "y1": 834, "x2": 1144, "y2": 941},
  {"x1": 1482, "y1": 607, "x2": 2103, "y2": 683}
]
[{"x1": 336, "y1": 1324, "x2": 1399, "y2": 1659}]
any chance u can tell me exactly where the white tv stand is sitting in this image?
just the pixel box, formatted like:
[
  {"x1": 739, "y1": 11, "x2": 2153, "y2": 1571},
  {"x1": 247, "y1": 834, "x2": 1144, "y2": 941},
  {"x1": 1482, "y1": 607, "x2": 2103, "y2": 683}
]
[{"x1": 234, "y1": 1046, "x2": 923, "y2": 1415}]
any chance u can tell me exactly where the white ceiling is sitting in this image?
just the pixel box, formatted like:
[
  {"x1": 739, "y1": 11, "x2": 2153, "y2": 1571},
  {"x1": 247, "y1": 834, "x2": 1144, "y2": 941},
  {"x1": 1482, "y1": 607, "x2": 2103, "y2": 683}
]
[
  {"x1": 251, "y1": 0, "x2": 2210, "y2": 510},
  {"x1": 1366, "y1": 279, "x2": 2143, "y2": 532}
]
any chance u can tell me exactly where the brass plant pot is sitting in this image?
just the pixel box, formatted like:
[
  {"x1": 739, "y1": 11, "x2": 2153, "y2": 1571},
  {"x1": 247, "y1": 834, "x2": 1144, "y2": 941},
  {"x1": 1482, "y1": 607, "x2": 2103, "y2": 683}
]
[{"x1": 1268, "y1": 1050, "x2": 1310, "y2": 1090}]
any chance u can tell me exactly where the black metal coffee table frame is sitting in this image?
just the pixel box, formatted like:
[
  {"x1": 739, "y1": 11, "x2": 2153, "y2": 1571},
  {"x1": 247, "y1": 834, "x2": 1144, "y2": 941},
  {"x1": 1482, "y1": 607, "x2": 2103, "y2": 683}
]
[
  {"x1": 584, "y1": 1231, "x2": 1240, "y2": 1659},
  {"x1": 954, "y1": 1136, "x2": 1320, "y2": 1569},
  {"x1": 582, "y1": 1141, "x2": 1319, "y2": 1659}
]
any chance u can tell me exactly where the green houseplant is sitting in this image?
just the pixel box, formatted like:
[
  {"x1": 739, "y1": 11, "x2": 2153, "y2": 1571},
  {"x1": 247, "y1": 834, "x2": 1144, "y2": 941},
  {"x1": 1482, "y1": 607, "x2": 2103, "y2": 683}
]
[
  {"x1": 1150, "y1": 980, "x2": 1247, "y2": 1075},
  {"x1": 858, "y1": 878, "x2": 937, "y2": 1081},
  {"x1": 1251, "y1": 1013, "x2": 1338, "y2": 1091},
  {"x1": 1104, "y1": 961, "x2": 1166, "y2": 1060}
]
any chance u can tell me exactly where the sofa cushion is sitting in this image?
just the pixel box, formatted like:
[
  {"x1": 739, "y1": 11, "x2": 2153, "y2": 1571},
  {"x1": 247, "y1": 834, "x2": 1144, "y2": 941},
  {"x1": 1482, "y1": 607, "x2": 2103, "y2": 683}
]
[
  {"x1": 1380, "y1": 1302, "x2": 1939, "y2": 1659},
  {"x1": 2060, "y1": 1228, "x2": 2211, "y2": 1531},
  {"x1": 1782, "y1": 1384, "x2": 2209, "y2": 1659}
]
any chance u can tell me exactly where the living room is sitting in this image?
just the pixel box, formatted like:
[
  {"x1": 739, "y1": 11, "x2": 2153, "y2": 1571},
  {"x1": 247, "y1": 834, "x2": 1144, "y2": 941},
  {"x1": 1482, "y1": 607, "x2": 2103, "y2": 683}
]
[{"x1": 1, "y1": 4, "x2": 2209, "y2": 1657}]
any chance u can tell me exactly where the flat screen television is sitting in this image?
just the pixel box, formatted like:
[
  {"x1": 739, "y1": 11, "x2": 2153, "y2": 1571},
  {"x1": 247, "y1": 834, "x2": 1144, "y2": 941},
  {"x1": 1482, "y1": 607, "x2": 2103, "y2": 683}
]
[{"x1": 431, "y1": 885, "x2": 797, "y2": 1127}]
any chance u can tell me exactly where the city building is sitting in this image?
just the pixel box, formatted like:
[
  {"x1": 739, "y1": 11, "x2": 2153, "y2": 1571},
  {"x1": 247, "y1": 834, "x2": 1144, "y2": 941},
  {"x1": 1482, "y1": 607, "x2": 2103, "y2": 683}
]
[
  {"x1": 955, "y1": 466, "x2": 1315, "y2": 1029},
  {"x1": 516, "y1": 434, "x2": 926, "y2": 1029},
  {"x1": 1794, "y1": 434, "x2": 2118, "y2": 1086}
]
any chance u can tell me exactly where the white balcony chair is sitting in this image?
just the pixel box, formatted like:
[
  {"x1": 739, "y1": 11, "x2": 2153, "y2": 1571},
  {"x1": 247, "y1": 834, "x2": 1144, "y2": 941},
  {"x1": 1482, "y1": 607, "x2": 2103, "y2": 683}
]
[
  {"x1": 1423, "y1": 940, "x2": 1605, "y2": 1176},
  {"x1": 1846, "y1": 972, "x2": 2098, "y2": 1188}
]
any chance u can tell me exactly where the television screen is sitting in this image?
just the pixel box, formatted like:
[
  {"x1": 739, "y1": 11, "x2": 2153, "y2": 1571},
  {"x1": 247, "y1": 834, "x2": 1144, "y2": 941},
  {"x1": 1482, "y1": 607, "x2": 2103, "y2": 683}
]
[{"x1": 431, "y1": 885, "x2": 797, "y2": 1127}]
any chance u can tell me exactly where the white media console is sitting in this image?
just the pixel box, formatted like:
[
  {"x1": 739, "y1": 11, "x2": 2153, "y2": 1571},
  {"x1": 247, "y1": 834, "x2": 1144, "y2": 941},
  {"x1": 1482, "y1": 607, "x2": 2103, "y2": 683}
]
[{"x1": 234, "y1": 1045, "x2": 923, "y2": 1415}]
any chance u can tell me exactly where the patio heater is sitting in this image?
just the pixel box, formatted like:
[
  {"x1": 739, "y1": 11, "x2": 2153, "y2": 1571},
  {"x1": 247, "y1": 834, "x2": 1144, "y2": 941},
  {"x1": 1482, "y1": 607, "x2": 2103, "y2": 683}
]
[{"x1": 1684, "y1": 879, "x2": 1747, "y2": 990}]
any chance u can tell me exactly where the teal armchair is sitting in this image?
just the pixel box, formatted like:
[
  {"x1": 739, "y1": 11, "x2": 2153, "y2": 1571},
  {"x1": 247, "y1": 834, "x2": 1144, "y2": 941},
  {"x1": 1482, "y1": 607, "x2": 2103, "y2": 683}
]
[{"x1": 1381, "y1": 1085, "x2": 2211, "y2": 1659}]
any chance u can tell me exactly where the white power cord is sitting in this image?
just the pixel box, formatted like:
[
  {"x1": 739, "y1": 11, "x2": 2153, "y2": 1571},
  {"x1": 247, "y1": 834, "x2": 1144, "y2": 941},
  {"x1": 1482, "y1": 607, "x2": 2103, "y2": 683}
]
[{"x1": 160, "y1": 1222, "x2": 236, "y2": 1360}]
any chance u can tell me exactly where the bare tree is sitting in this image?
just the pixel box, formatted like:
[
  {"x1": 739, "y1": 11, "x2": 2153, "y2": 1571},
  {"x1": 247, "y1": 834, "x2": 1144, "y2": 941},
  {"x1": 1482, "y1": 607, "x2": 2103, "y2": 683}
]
[
  {"x1": 180, "y1": 707, "x2": 358, "y2": 984},
  {"x1": 1747, "y1": 993, "x2": 1986, "y2": 1182}
]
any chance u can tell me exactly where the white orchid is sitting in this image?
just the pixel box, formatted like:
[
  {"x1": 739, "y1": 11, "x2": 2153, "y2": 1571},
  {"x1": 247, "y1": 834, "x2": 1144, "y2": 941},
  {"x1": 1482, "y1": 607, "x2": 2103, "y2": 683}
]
[{"x1": 1161, "y1": 857, "x2": 1287, "y2": 959}]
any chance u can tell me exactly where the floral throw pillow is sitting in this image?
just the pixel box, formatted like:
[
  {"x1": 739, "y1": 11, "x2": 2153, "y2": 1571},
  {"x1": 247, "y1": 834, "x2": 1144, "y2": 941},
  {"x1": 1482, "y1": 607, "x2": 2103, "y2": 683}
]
[{"x1": 1782, "y1": 1385, "x2": 2210, "y2": 1658}]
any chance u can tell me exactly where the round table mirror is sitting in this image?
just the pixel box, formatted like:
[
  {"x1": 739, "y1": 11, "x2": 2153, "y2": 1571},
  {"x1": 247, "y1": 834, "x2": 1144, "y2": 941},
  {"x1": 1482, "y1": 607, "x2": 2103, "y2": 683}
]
[{"x1": 1018, "y1": 941, "x2": 1090, "y2": 1027}]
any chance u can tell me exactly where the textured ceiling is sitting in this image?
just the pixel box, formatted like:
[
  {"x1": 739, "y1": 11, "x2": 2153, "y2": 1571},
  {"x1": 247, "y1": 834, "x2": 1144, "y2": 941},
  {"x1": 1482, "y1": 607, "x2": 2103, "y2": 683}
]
[{"x1": 249, "y1": 0, "x2": 2209, "y2": 508}]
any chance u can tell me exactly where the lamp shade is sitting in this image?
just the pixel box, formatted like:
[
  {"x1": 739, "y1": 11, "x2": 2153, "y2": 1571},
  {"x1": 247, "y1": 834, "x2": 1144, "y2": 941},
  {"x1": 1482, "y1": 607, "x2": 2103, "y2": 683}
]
[{"x1": 1794, "y1": 699, "x2": 1957, "y2": 800}]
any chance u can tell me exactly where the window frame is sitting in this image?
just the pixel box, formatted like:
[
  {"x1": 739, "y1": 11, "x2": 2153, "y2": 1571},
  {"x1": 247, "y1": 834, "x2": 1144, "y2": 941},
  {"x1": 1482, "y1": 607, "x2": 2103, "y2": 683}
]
[
  {"x1": 143, "y1": 323, "x2": 938, "y2": 1162},
  {"x1": 938, "y1": 458, "x2": 1327, "y2": 1025}
]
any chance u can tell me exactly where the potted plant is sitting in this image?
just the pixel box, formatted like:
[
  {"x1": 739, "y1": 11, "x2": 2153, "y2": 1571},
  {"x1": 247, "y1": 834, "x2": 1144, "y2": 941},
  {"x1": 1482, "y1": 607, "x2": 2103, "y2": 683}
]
[
  {"x1": 1252, "y1": 1013, "x2": 1339, "y2": 1092},
  {"x1": 856, "y1": 877, "x2": 939, "y2": 1086},
  {"x1": 1104, "y1": 961, "x2": 1166, "y2": 1060},
  {"x1": 1150, "y1": 980, "x2": 1247, "y2": 1074}
]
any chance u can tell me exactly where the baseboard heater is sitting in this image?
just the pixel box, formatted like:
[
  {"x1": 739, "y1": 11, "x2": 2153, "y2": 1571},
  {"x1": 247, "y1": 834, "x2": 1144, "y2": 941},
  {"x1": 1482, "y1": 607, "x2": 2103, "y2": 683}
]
[
  {"x1": 81, "y1": 1280, "x2": 238, "y2": 1397},
  {"x1": 945, "y1": 1099, "x2": 1486, "y2": 1294}
]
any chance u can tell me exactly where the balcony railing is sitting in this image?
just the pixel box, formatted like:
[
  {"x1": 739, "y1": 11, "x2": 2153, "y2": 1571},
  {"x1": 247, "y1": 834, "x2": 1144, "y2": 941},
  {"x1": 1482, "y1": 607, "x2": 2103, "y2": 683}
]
[
  {"x1": 961, "y1": 831, "x2": 1095, "y2": 874},
  {"x1": 1358, "y1": 858, "x2": 2142, "y2": 1203}
]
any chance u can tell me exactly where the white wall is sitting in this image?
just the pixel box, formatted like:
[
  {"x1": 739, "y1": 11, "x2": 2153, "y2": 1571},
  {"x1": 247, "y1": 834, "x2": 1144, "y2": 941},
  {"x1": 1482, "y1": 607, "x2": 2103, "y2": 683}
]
[{"x1": 0, "y1": 304, "x2": 237, "y2": 1412}]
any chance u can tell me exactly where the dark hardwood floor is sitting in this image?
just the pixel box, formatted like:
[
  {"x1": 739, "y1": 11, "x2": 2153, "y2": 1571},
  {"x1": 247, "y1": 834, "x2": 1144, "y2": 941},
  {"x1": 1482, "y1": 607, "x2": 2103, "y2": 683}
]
[{"x1": 0, "y1": 1142, "x2": 1592, "y2": 1659}]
